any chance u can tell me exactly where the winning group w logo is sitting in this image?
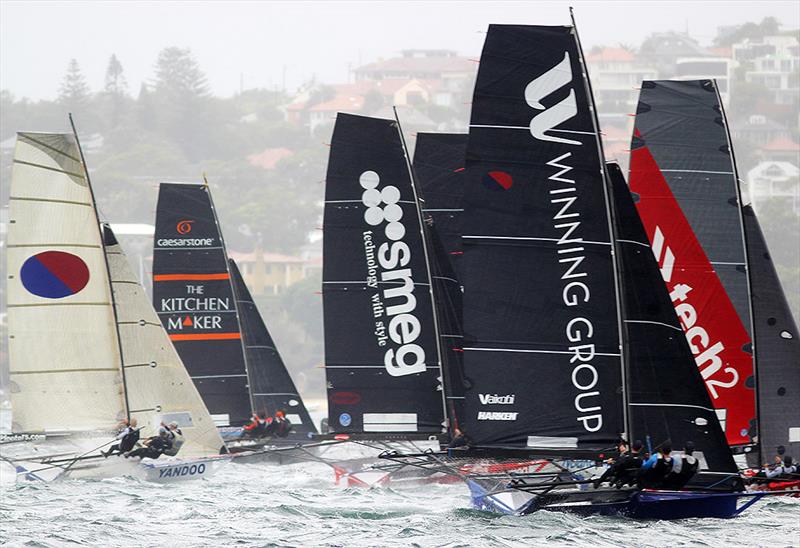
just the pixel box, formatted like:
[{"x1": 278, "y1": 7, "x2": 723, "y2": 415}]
[{"x1": 525, "y1": 52, "x2": 580, "y2": 146}]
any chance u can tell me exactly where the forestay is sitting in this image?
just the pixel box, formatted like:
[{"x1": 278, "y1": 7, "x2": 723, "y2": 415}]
[
  {"x1": 229, "y1": 259, "x2": 316, "y2": 434},
  {"x1": 104, "y1": 224, "x2": 224, "y2": 456},
  {"x1": 323, "y1": 113, "x2": 445, "y2": 435},
  {"x1": 629, "y1": 80, "x2": 756, "y2": 448},
  {"x1": 7, "y1": 133, "x2": 124, "y2": 433},
  {"x1": 460, "y1": 25, "x2": 625, "y2": 450},
  {"x1": 152, "y1": 183, "x2": 252, "y2": 427}
]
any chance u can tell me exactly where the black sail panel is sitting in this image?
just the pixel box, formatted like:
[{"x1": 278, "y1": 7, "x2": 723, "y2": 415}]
[
  {"x1": 743, "y1": 205, "x2": 800, "y2": 460},
  {"x1": 460, "y1": 25, "x2": 624, "y2": 450},
  {"x1": 413, "y1": 133, "x2": 468, "y2": 430},
  {"x1": 152, "y1": 183, "x2": 251, "y2": 426},
  {"x1": 323, "y1": 113, "x2": 445, "y2": 435},
  {"x1": 229, "y1": 259, "x2": 317, "y2": 435},
  {"x1": 608, "y1": 163, "x2": 736, "y2": 473},
  {"x1": 414, "y1": 133, "x2": 468, "y2": 280}
]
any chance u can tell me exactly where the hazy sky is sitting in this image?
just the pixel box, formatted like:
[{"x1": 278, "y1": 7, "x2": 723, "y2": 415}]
[{"x1": 1, "y1": 1, "x2": 798, "y2": 100}]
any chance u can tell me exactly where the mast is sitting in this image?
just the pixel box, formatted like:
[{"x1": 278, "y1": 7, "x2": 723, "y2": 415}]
[
  {"x1": 715, "y1": 83, "x2": 761, "y2": 462},
  {"x1": 203, "y1": 176, "x2": 256, "y2": 416},
  {"x1": 69, "y1": 113, "x2": 131, "y2": 422},
  {"x1": 569, "y1": 9, "x2": 630, "y2": 441},
  {"x1": 393, "y1": 107, "x2": 449, "y2": 434}
]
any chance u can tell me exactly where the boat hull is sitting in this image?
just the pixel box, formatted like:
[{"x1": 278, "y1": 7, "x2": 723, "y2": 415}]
[{"x1": 468, "y1": 481, "x2": 765, "y2": 519}]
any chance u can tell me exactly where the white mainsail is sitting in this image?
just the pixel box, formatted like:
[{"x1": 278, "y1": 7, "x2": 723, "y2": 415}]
[
  {"x1": 7, "y1": 133, "x2": 125, "y2": 433},
  {"x1": 103, "y1": 226, "x2": 224, "y2": 456}
]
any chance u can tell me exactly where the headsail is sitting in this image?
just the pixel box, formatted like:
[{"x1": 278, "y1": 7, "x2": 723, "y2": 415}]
[
  {"x1": 460, "y1": 25, "x2": 625, "y2": 450},
  {"x1": 322, "y1": 113, "x2": 445, "y2": 435},
  {"x1": 104, "y1": 224, "x2": 224, "y2": 456},
  {"x1": 608, "y1": 163, "x2": 736, "y2": 473},
  {"x1": 152, "y1": 183, "x2": 252, "y2": 427},
  {"x1": 413, "y1": 133, "x2": 468, "y2": 431},
  {"x1": 7, "y1": 132, "x2": 125, "y2": 433},
  {"x1": 629, "y1": 80, "x2": 756, "y2": 447},
  {"x1": 742, "y1": 205, "x2": 800, "y2": 460},
  {"x1": 414, "y1": 133, "x2": 468, "y2": 280},
  {"x1": 229, "y1": 259, "x2": 317, "y2": 435}
]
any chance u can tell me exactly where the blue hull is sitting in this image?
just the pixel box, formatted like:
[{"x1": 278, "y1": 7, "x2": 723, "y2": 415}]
[{"x1": 468, "y1": 481, "x2": 764, "y2": 519}]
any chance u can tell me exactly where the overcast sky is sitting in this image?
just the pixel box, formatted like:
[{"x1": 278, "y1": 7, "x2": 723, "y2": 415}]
[{"x1": 1, "y1": 1, "x2": 798, "y2": 100}]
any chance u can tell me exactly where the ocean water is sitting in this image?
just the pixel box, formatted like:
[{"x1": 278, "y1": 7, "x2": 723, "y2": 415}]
[{"x1": 2, "y1": 460, "x2": 799, "y2": 547}]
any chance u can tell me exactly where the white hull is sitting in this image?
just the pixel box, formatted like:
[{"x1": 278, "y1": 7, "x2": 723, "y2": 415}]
[{"x1": 1, "y1": 437, "x2": 229, "y2": 484}]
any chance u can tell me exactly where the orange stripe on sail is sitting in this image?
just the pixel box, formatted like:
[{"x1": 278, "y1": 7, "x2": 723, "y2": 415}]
[
  {"x1": 169, "y1": 332, "x2": 241, "y2": 341},
  {"x1": 154, "y1": 273, "x2": 230, "y2": 281}
]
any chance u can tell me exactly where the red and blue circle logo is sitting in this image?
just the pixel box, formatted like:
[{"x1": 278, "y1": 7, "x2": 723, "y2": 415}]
[
  {"x1": 20, "y1": 251, "x2": 90, "y2": 299},
  {"x1": 482, "y1": 171, "x2": 513, "y2": 191}
]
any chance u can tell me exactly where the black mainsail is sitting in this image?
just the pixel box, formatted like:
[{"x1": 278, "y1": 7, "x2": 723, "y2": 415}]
[
  {"x1": 629, "y1": 80, "x2": 756, "y2": 449},
  {"x1": 322, "y1": 113, "x2": 446, "y2": 435},
  {"x1": 413, "y1": 133, "x2": 469, "y2": 431},
  {"x1": 459, "y1": 24, "x2": 626, "y2": 450},
  {"x1": 742, "y1": 205, "x2": 800, "y2": 460},
  {"x1": 152, "y1": 183, "x2": 252, "y2": 426},
  {"x1": 608, "y1": 163, "x2": 737, "y2": 473},
  {"x1": 229, "y1": 259, "x2": 317, "y2": 435}
]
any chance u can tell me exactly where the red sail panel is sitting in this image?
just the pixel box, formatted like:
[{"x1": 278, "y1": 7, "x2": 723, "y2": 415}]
[{"x1": 629, "y1": 132, "x2": 754, "y2": 446}]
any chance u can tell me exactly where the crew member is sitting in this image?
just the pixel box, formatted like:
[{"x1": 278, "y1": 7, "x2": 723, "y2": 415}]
[
  {"x1": 639, "y1": 441, "x2": 674, "y2": 489},
  {"x1": 662, "y1": 441, "x2": 699, "y2": 489},
  {"x1": 448, "y1": 427, "x2": 471, "y2": 449},
  {"x1": 103, "y1": 418, "x2": 140, "y2": 457},
  {"x1": 765, "y1": 455, "x2": 796, "y2": 479},
  {"x1": 126, "y1": 429, "x2": 172, "y2": 460},
  {"x1": 243, "y1": 414, "x2": 269, "y2": 438},
  {"x1": 594, "y1": 440, "x2": 644, "y2": 489},
  {"x1": 162, "y1": 422, "x2": 185, "y2": 457},
  {"x1": 272, "y1": 410, "x2": 292, "y2": 438}
]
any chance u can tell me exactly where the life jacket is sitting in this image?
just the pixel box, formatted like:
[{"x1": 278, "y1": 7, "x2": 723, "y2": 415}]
[{"x1": 162, "y1": 429, "x2": 185, "y2": 456}]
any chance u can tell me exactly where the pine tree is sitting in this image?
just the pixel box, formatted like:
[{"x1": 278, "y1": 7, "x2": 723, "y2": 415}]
[
  {"x1": 58, "y1": 59, "x2": 90, "y2": 111},
  {"x1": 104, "y1": 54, "x2": 128, "y2": 96},
  {"x1": 153, "y1": 47, "x2": 210, "y2": 100}
]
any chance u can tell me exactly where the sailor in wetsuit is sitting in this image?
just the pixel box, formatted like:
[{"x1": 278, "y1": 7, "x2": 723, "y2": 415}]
[
  {"x1": 162, "y1": 422, "x2": 185, "y2": 457},
  {"x1": 764, "y1": 455, "x2": 796, "y2": 479},
  {"x1": 126, "y1": 426, "x2": 172, "y2": 460},
  {"x1": 662, "y1": 441, "x2": 700, "y2": 489},
  {"x1": 271, "y1": 410, "x2": 292, "y2": 438},
  {"x1": 243, "y1": 414, "x2": 270, "y2": 438},
  {"x1": 638, "y1": 441, "x2": 675, "y2": 489},
  {"x1": 593, "y1": 440, "x2": 644, "y2": 488},
  {"x1": 103, "y1": 418, "x2": 140, "y2": 457}
]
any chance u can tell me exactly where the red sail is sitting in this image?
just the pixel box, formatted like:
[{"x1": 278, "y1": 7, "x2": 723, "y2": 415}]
[{"x1": 629, "y1": 132, "x2": 754, "y2": 446}]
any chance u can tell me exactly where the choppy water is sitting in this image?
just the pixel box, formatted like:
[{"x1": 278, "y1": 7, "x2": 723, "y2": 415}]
[{"x1": 2, "y1": 460, "x2": 799, "y2": 547}]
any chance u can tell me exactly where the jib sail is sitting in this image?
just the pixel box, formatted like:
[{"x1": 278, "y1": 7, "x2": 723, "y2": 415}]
[
  {"x1": 414, "y1": 133, "x2": 468, "y2": 280},
  {"x1": 322, "y1": 113, "x2": 445, "y2": 435},
  {"x1": 229, "y1": 259, "x2": 317, "y2": 435},
  {"x1": 608, "y1": 163, "x2": 736, "y2": 474},
  {"x1": 460, "y1": 25, "x2": 625, "y2": 450},
  {"x1": 413, "y1": 133, "x2": 469, "y2": 431},
  {"x1": 152, "y1": 182, "x2": 252, "y2": 427},
  {"x1": 742, "y1": 205, "x2": 800, "y2": 461},
  {"x1": 629, "y1": 80, "x2": 756, "y2": 447},
  {"x1": 104, "y1": 224, "x2": 224, "y2": 456}
]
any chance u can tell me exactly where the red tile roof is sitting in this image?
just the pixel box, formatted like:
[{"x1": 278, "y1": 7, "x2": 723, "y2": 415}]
[
  {"x1": 762, "y1": 136, "x2": 800, "y2": 151},
  {"x1": 248, "y1": 147, "x2": 294, "y2": 170},
  {"x1": 308, "y1": 94, "x2": 365, "y2": 112}
]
